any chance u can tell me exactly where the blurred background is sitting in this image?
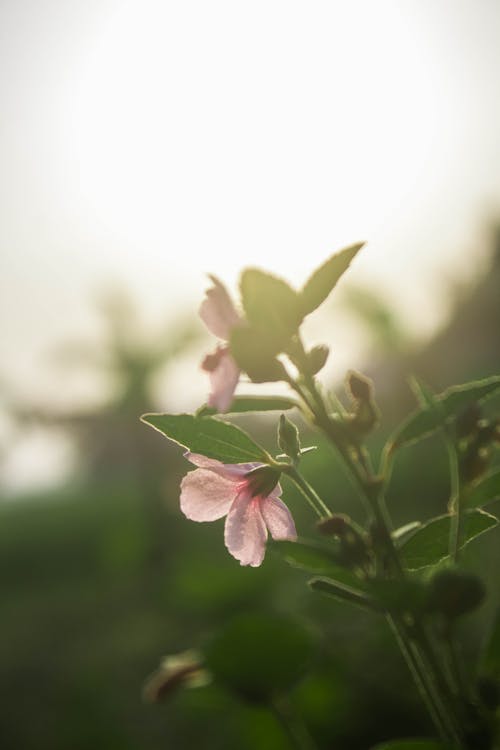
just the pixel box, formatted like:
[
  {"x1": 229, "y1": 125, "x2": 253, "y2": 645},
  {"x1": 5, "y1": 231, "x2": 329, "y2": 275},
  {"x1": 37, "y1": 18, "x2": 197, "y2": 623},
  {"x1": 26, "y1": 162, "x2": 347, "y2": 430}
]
[{"x1": 1, "y1": 1, "x2": 500, "y2": 748}]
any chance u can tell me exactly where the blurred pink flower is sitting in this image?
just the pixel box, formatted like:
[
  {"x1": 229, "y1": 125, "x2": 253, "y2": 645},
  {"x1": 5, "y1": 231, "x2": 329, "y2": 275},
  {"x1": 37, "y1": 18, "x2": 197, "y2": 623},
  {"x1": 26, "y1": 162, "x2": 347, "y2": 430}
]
[
  {"x1": 180, "y1": 453, "x2": 297, "y2": 567},
  {"x1": 199, "y1": 275, "x2": 242, "y2": 412}
]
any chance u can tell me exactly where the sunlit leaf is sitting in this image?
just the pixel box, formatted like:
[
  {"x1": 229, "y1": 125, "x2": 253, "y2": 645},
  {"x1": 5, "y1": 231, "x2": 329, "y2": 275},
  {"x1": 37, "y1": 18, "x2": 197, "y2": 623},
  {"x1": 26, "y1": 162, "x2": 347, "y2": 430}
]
[
  {"x1": 300, "y1": 242, "x2": 364, "y2": 316},
  {"x1": 230, "y1": 326, "x2": 288, "y2": 382},
  {"x1": 398, "y1": 509, "x2": 498, "y2": 570},
  {"x1": 203, "y1": 613, "x2": 315, "y2": 702},
  {"x1": 464, "y1": 468, "x2": 500, "y2": 509},
  {"x1": 240, "y1": 268, "x2": 302, "y2": 345},
  {"x1": 196, "y1": 395, "x2": 299, "y2": 417},
  {"x1": 389, "y1": 375, "x2": 500, "y2": 451},
  {"x1": 141, "y1": 413, "x2": 269, "y2": 464}
]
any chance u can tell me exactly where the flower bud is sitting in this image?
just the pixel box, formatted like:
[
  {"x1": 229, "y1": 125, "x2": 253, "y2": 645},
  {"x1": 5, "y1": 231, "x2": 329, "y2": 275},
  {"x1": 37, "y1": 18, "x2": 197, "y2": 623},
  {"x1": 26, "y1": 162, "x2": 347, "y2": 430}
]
[
  {"x1": 307, "y1": 345, "x2": 329, "y2": 375},
  {"x1": 143, "y1": 650, "x2": 209, "y2": 703},
  {"x1": 277, "y1": 414, "x2": 301, "y2": 462},
  {"x1": 346, "y1": 370, "x2": 374, "y2": 402}
]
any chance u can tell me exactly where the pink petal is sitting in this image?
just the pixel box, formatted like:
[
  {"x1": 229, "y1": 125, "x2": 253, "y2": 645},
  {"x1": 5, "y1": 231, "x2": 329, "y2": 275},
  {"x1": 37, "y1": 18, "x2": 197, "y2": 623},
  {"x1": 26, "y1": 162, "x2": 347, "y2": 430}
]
[
  {"x1": 185, "y1": 452, "x2": 260, "y2": 481},
  {"x1": 180, "y1": 468, "x2": 236, "y2": 521},
  {"x1": 224, "y1": 490, "x2": 268, "y2": 567},
  {"x1": 199, "y1": 275, "x2": 241, "y2": 340},
  {"x1": 205, "y1": 350, "x2": 240, "y2": 412},
  {"x1": 260, "y1": 495, "x2": 297, "y2": 540}
]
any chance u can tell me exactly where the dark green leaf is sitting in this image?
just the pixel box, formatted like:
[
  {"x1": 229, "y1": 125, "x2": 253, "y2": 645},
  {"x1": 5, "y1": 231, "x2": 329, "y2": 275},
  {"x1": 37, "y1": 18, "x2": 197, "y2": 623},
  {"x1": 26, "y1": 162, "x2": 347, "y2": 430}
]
[
  {"x1": 308, "y1": 577, "x2": 379, "y2": 611},
  {"x1": 371, "y1": 741, "x2": 449, "y2": 750},
  {"x1": 141, "y1": 413, "x2": 269, "y2": 464},
  {"x1": 300, "y1": 242, "x2": 364, "y2": 316},
  {"x1": 369, "y1": 579, "x2": 427, "y2": 615},
  {"x1": 196, "y1": 395, "x2": 299, "y2": 417},
  {"x1": 240, "y1": 268, "x2": 302, "y2": 345},
  {"x1": 203, "y1": 613, "x2": 314, "y2": 702},
  {"x1": 464, "y1": 468, "x2": 500, "y2": 508},
  {"x1": 271, "y1": 538, "x2": 364, "y2": 588},
  {"x1": 389, "y1": 376, "x2": 500, "y2": 451},
  {"x1": 398, "y1": 509, "x2": 498, "y2": 570}
]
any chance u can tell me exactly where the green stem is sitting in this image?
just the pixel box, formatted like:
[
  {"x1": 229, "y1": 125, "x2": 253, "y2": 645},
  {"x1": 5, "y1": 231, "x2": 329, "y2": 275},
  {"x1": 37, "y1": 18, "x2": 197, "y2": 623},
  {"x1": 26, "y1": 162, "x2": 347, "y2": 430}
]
[
  {"x1": 445, "y1": 434, "x2": 462, "y2": 563},
  {"x1": 270, "y1": 696, "x2": 318, "y2": 750},
  {"x1": 284, "y1": 465, "x2": 331, "y2": 519},
  {"x1": 387, "y1": 614, "x2": 450, "y2": 743}
]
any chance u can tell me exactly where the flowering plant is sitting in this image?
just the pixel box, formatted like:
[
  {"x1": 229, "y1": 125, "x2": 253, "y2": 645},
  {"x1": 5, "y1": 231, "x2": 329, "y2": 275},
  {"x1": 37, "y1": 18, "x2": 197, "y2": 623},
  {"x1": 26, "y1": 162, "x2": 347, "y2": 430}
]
[{"x1": 142, "y1": 244, "x2": 500, "y2": 749}]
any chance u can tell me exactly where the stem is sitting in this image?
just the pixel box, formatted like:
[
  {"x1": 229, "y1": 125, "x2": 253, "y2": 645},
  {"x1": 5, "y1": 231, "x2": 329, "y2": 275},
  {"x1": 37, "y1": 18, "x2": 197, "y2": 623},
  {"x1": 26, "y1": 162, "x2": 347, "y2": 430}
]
[
  {"x1": 270, "y1": 696, "x2": 318, "y2": 750},
  {"x1": 284, "y1": 465, "x2": 331, "y2": 519},
  {"x1": 387, "y1": 614, "x2": 450, "y2": 743},
  {"x1": 445, "y1": 434, "x2": 462, "y2": 563}
]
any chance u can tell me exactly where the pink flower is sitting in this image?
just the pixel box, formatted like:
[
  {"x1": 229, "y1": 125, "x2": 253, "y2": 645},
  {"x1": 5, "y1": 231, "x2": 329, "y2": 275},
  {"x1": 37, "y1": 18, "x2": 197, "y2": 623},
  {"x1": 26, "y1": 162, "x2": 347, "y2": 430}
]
[
  {"x1": 180, "y1": 453, "x2": 297, "y2": 567},
  {"x1": 199, "y1": 275, "x2": 242, "y2": 412}
]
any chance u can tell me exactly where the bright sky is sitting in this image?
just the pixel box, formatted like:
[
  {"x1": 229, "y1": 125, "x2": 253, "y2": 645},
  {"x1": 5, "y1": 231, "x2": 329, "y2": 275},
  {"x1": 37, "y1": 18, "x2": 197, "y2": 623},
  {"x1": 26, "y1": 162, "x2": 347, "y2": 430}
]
[{"x1": 1, "y1": 0, "x2": 500, "y2": 491}]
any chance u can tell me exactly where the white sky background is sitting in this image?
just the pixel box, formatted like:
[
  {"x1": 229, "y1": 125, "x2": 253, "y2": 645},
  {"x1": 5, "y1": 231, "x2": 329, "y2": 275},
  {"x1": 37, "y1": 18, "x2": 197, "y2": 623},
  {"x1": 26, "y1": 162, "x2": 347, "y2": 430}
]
[{"x1": 1, "y1": 0, "x2": 500, "y2": 491}]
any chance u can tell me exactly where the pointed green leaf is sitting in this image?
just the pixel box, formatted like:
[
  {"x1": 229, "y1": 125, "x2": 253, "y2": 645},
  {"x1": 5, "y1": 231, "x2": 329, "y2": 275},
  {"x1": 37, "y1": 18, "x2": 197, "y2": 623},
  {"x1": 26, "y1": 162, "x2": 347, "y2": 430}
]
[
  {"x1": 196, "y1": 395, "x2": 299, "y2": 417},
  {"x1": 389, "y1": 375, "x2": 500, "y2": 451},
  {"x1": 308, "y1": 577, "x2": 379, "y2": 611},
  {"x1": 371, "y1": 741, "x2": 449, "y2": 750},
  {"x1": 141, "y1": 413, "x2": 269, "y2": 464},
  {"x1": 271, "y1": 538, "x2": 364, "y2": 589},
  {"x1": 398, "y1": 509, "x2": 498, "y2": 570},
  {"x1": 240, "y1": 268, "x2": 302, "y2": 345},
  {"x1": 465, "y1": 468, "x2": 500, "y2": 508},
  {"x1": 300, "y1": 242, "x2": 364, "y2": 316}
]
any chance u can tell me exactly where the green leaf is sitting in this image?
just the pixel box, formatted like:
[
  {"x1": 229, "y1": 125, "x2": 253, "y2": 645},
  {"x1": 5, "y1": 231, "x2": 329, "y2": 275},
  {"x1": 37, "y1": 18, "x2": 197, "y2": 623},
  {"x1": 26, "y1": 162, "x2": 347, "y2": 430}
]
[
  {"x1": 308, "y1": 577, "x2": 379, "y2": 611},
  {"x1": 300, "y1": 242, "x2": 364, "y2": 316},
  {"x1": 141, "y1": 413, "x2": 270, "y2": 464},
  {"x1": 240, "y1": 268, "x2": 302, "y2": 345},
  {"x1": 398, "y1": 509, "x2": 498, "y2": 570},
  {"x1": 371, "y1": 741, "x2": 449, "y2": 750},
  {"x1": 271, "y1": 538, "x2": 364, "y2": 588},
  {"x1": 203, "y1": 613, "x2": 314, "y2": 702},
  {"x1": 196, "y1": 395, "x2": 299, "y2": 417},
  {"x1": 389, "y1": 375, "x2": 500, "y2": 451},
  {"x1": 230, "y1": 326, "x2": 288, "y2": 382},
  {"x1": 464, "y1": 468, "x2": 500, "y2": 508}
]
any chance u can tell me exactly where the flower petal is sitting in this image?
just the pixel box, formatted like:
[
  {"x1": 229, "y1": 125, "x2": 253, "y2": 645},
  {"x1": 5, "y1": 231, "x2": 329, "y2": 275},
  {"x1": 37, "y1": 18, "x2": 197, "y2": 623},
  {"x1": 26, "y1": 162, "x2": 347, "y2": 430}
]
[
  {"x1": 199, "y1": 275, "x2": 241, "y2": 340},
  {"x1": 224, "y1": 491, "x2": 268, "y2": 567},
  {"x1": 180, "y1": 468, "x2": 236, "y2": 521},
  {"x1": 185, "y1": 452, "x2": 260, "y2": 481},
  {"x1": 260, "y1": 495, "x2": 297, "y2": 540},
  {"x1": 205, "y1": 350, "x2": 240, "y2": 412}
]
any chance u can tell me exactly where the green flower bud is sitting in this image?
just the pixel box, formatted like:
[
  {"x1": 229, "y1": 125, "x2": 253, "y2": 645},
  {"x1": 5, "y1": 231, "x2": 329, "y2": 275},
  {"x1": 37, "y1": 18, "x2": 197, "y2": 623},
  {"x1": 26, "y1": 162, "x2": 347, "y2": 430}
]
[
  {"x1": 426, "y1": 569, "x2": 486, "y2": 619},
  {"x1": 307, "y1": 345, "x2": 329, "y2": 375},
  {"x1": 277, "y1": 414, "x2": 301, "y2": 462}
]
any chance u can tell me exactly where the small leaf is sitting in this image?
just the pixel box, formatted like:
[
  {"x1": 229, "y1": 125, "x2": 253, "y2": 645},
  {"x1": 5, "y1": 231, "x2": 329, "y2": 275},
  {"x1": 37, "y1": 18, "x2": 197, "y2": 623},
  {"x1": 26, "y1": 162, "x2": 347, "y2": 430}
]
[
  {"x1": 196, "y1": 395, "x2": 299, "y2": 417},
  {"x1": 464, "y1": 468, "x2": 500, "y2": 509},
  {"x1": 300, "y1": 242, "x2": 364, "y2": 316},
  {"x1": 240, "y1": 268, "x2": 302, "y2": 344},
  {"x1": 308, "y1": 577, "x2": 379, "y2": 611},
  {"x1": 398, "y1": 509, "x2": 498, "y2": 570},
  {"x1": 203, "y1": 613, "x2": 314, "y2": 702},
  {"x1": 271, "y1": 538, "x2": 364, "y2": 589},
  {"x1": 141, "y1": 413, "x2": 270, "y2": 464},
  {"x1": 371, "y1": 740, "x2": 449, "y2": 750},
  {"x1": 389, "y1": 375, "x2": 500, "y2": 451}
]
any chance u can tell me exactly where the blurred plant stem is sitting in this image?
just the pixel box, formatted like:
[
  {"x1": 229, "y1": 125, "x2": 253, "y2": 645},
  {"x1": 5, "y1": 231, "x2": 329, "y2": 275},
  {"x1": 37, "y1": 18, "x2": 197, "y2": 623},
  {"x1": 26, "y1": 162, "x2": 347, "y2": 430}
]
[{"x1": 270, "y1": 696, "x2": 318, "y2": 750}]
